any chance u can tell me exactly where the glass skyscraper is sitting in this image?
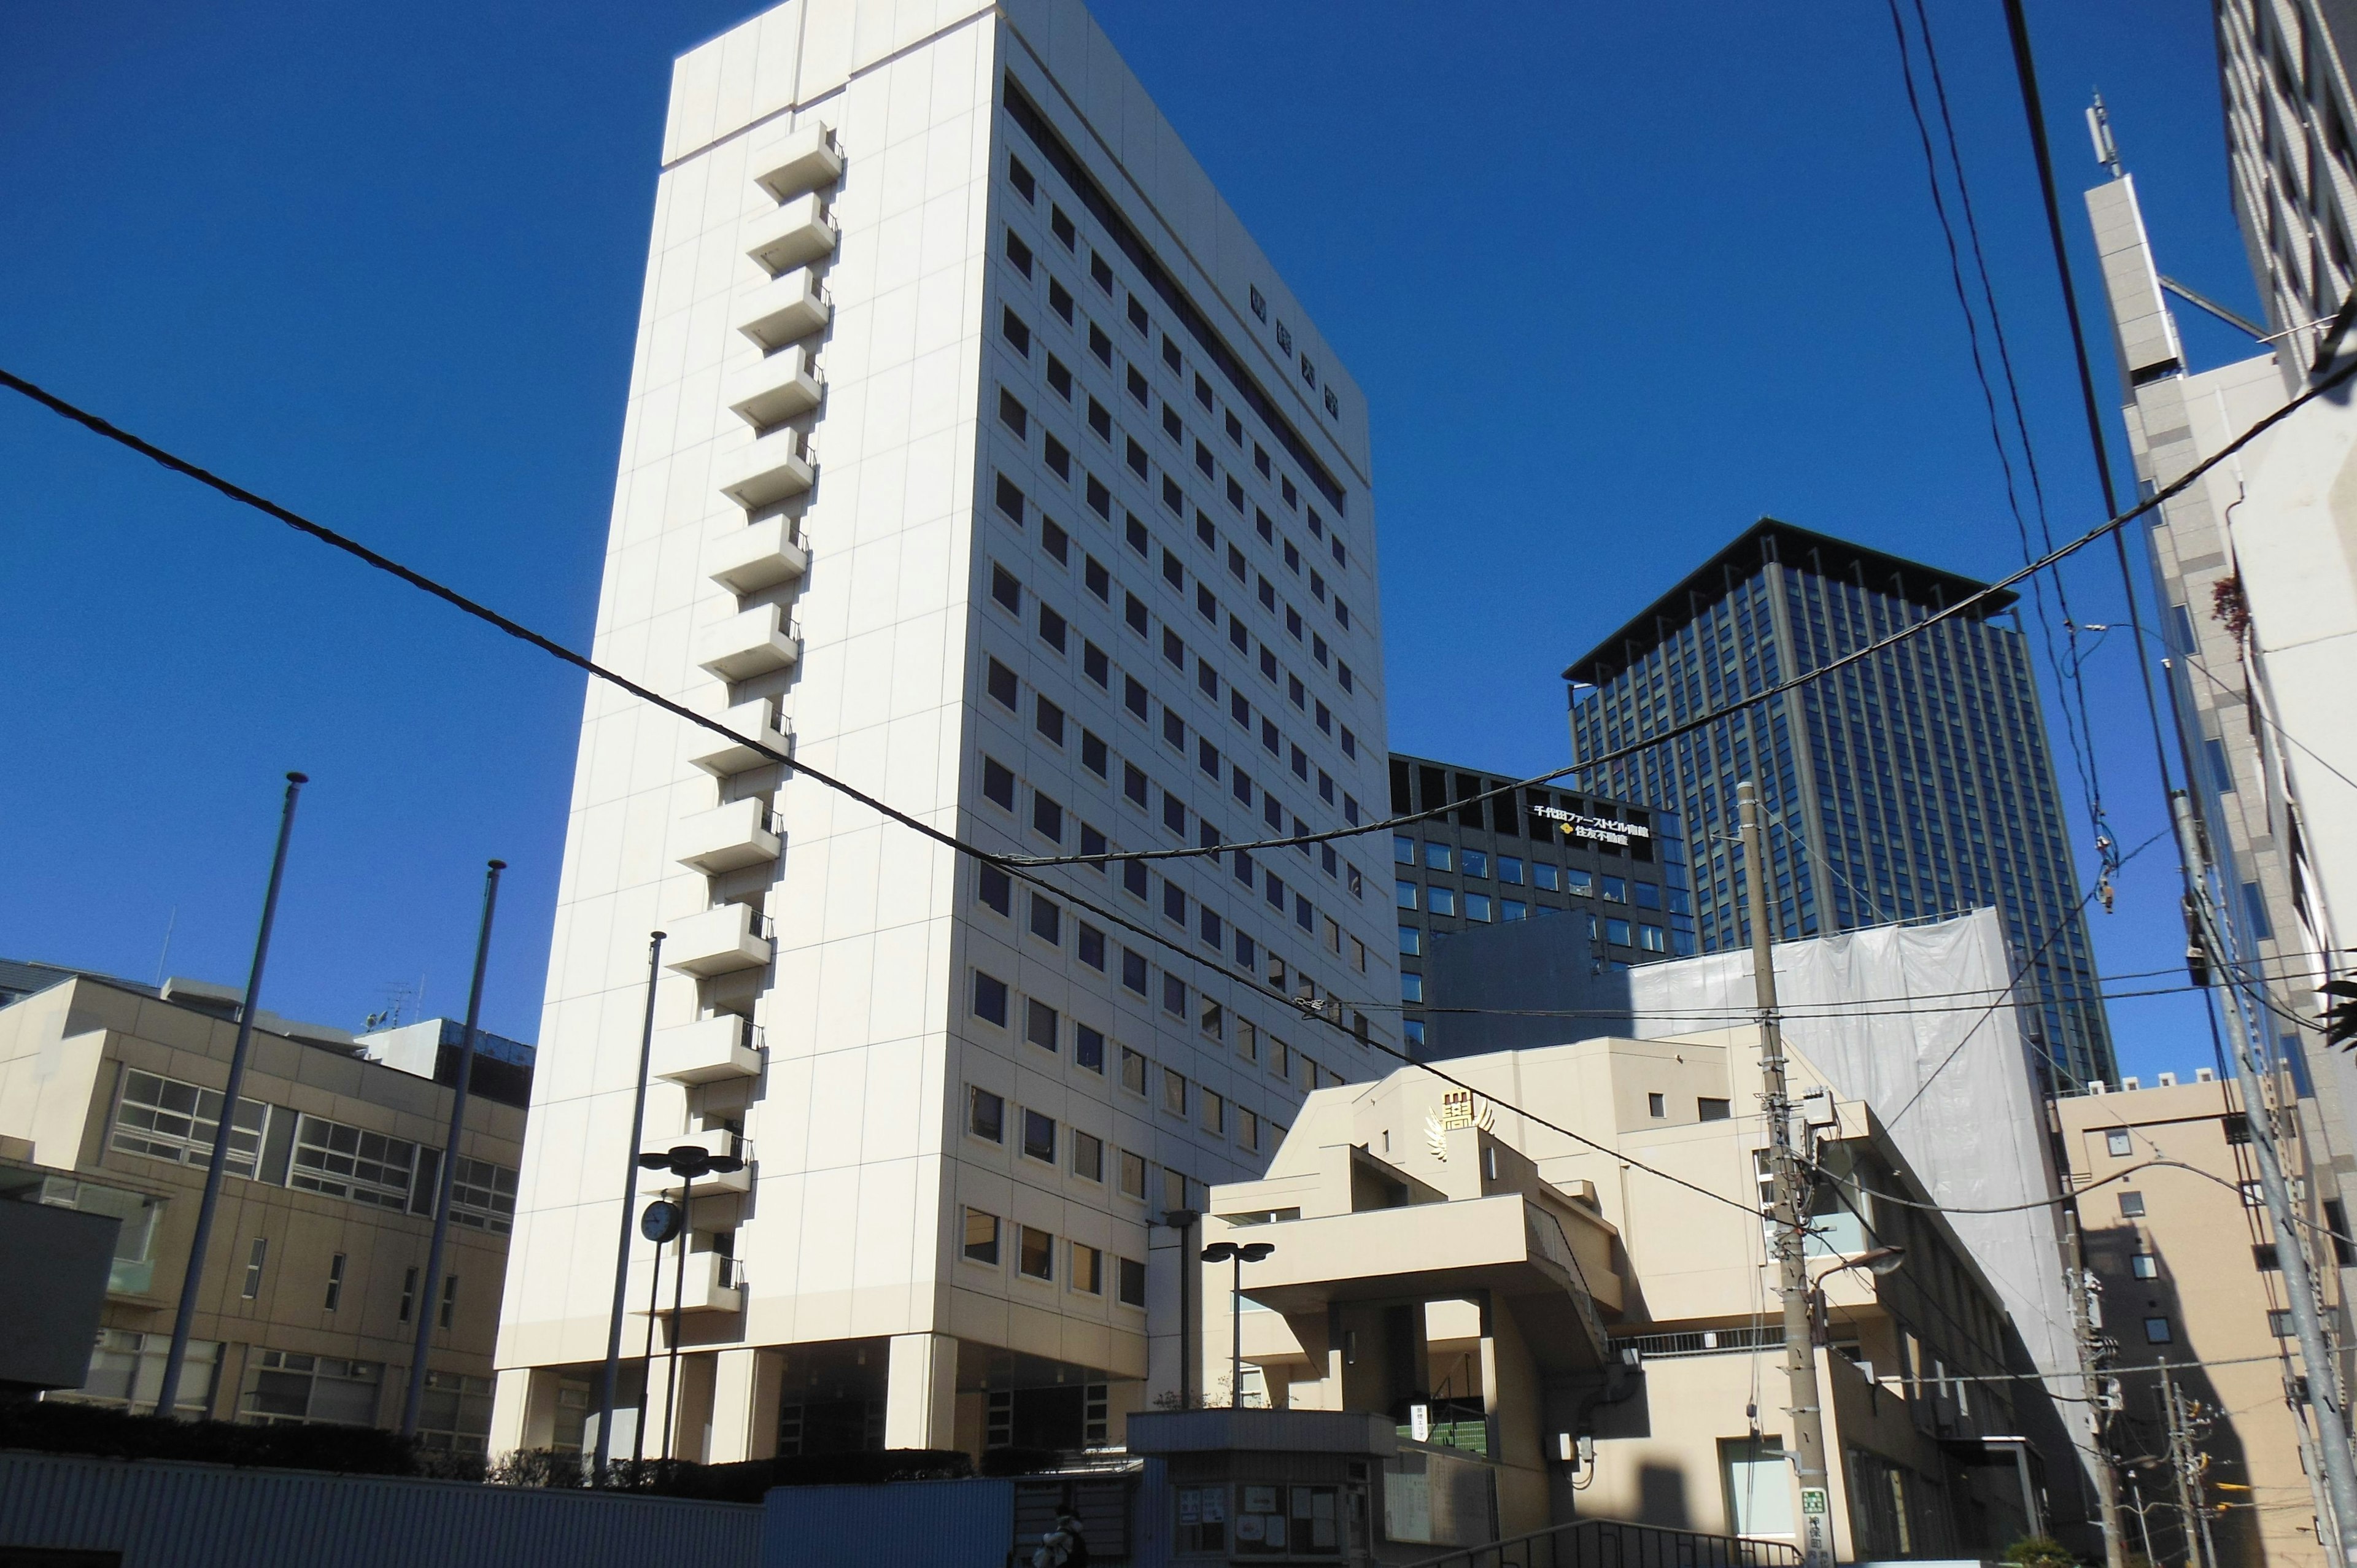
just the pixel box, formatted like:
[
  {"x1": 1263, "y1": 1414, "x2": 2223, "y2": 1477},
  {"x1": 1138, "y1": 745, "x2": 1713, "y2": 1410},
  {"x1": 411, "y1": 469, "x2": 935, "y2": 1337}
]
[{"x1": 1563, "y1": 519, "x2": 2114, "y2": 1088}]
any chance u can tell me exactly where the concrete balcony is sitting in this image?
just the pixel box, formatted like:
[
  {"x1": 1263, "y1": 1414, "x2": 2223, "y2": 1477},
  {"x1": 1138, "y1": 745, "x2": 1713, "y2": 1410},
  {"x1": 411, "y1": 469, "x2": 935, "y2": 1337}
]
[
  {"x1": 737, "y1": 268, "x2": 831, "y2": 352},
  {"x1": 754, "y1": 123, "x2": 843, "y2": 203},
  {"x1": 706, "y1": 516, "x2": 810, "y2": 595},
  {"x1": 726, "y1": 344, "x2": 824, "y2": 429},
  {"x1": 1226, "y1": 1194, "x2": 1612, "y2": 1373},
  {"x1": 674, "y1": 797, "x2": 783, "y2": 875},
  {"x1": 631, "y1": 1249, "x2": 744, "y2": 1315},
  {"x1": 688, "y1": 698, "x2": 792, "y2": 776},
  {"x1": 651, "y1": 1015, "x2": 764, "y2": 1085},
  {"x1": 640, "y1": 1127, "x2": 753, "y2": 1197},
  {"x1": 693, "y1": 603, "x2": 802, "y2": 682},
  {"x1": 746, "y1": 190, "x2": 838, "y2": 276},
  {"x1": 661, "y1": 902, "x2": 773, "y2": 978},
  {"x1": 718, "y1": 425, "x2": 816, "y2": 512}
]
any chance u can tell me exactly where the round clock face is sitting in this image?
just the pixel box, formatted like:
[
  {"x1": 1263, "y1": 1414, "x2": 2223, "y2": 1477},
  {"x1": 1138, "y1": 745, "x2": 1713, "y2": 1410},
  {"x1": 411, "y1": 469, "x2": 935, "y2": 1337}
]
[{"x1": 640, "y1": 1199, "x2": 684, "y2": 1243}]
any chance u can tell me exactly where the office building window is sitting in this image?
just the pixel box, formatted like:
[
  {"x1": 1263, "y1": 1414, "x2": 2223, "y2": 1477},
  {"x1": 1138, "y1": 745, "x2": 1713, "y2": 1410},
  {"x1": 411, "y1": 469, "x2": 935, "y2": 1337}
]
[
  {"x1": 1071, "y1": 1243, "x2": 1104, "y2": 1295},
  {"x1": 1019, "y1": 1226, "x2": 1055, "y2": 1281},
  {"x1": 972, "y1": 970, "x2": 1009, "y2": 1026},
  {"x1": 288, "y1": 1117, "x2": 417, "y2": 1211},
  {"x1": 2106, "y1": 1130, "x2": 2132, "y2": 1157},
  {"x1": 1022, "y1": 1109, "x2": 1056, "y2": 1164},
  {"x1": 112, "y1": 1070, "x2": 267, "y2": 1178},
  {"x1": 2131, "y1": 1253, "x2": 2158, "y2": 1279},
  {"x1": 2143, "y1": 1317, "x2": 2172, "y2": 1345},
  {"x1": 1429, "y1": 887, "x2": 1457, "y2": 917},
  {"x1": 964, "y1": 1209, "x2": 1001, "y2": 1265},
  {"x1": 243, "y1": 1350, "x2": 382, "y2": 1427},
  {"x1": 1118, "y1": 1256, "x2": 1147, "y2": 1307},
  {"x1": 2119, "y1": 1191, "x2": 2145, "y2": 1218},
  {"x1": 241, "y1": 1237, "x2": 268, "y2": 1299},
  {"x1": 323, "y1": 1253, "x2": 346, "y2": 1311},
  {"x1": 1072, "y1": 1130, "x2": 1104, "y2": 1181},
  {"x1": 969, "y1": 1087, "x2": 1005, "y2": 1144},
  {"x1": 1395, "y1": 881, "x2": 1417, "y2": 911},
  {"x1": 1399, "y1": 925, "x2": 1422, "y2": 955}
]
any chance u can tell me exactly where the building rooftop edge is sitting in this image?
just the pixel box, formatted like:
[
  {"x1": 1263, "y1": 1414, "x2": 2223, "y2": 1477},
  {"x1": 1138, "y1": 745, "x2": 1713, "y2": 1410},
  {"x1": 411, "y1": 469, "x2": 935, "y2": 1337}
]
[{"x1": 1560, "y1": 516, "x2": 2018, "y2": 685}]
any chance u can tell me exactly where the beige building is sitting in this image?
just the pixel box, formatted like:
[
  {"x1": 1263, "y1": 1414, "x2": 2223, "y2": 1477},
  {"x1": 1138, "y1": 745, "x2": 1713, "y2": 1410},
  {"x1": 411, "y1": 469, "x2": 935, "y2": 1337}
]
[
  {"x1": 2057, "y1": 1075, "x2": 2351, "y2": 1568},
  {"x1": 0, "y1": 966, "x2": 526, "y2": 1451},
  {"x1": 1194, "y1": 1032, "x2": 2048, "y2": 1558}
]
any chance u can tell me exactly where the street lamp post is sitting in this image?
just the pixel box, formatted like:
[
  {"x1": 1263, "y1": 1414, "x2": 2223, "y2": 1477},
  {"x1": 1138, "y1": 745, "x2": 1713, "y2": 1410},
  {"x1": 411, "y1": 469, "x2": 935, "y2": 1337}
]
[
  {"x1": 634, "y1": 1142, "x2": 744, "y2": 1458},
  {"x1": 1199, "y1": 1240, "x2": 1275, "y2": 1409},
  {"x1": 1805, "y1": 1246, "x2": 1907, "y2": 1343}
]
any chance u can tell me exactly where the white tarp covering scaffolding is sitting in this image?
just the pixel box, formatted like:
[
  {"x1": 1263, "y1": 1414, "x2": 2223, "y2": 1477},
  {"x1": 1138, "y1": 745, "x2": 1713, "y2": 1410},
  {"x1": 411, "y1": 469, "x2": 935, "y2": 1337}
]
[{"x1": 1624, "y1": 909, "x2": 2080, "y2": 1423}]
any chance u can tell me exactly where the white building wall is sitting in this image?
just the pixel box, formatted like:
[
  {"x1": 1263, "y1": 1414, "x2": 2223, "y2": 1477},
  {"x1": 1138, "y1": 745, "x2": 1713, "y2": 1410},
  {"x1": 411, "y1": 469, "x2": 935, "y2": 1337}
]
[{"x1": 498, "y1": 0, "x2": 1391, "y2": 1456}]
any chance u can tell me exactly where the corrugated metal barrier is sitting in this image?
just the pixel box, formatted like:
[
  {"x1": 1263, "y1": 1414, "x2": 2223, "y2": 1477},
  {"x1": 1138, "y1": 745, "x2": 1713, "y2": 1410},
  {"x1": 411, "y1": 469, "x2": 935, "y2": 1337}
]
[
  {"x1": 0, "y1": 1452, "x2": 762, "y2": 1568},
  {"x1": 759, "y1": 1478, "x2": 1014, "y2": 1567}
]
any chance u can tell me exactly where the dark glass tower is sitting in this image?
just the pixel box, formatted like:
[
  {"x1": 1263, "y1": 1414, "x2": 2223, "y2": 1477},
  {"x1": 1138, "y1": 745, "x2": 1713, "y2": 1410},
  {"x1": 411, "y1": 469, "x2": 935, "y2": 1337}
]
[{"x1": 1563, "y1": 519, "x2": 2114, "y2": 1087}]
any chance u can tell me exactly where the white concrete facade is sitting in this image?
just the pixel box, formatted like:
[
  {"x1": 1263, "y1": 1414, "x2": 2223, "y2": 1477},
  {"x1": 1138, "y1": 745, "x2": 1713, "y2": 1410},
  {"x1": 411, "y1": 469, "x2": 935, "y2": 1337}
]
[{"x1": 492, "y1": 0, "x2": 1391, "y2": 1463}]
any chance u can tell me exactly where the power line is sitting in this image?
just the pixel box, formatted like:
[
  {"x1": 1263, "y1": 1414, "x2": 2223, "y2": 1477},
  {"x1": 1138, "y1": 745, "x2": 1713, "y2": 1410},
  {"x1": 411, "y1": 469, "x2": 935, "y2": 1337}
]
[
  {"x1": 0, "y1": 363, "x2": 1797, "y2": 1226},
  {"x1": 1884, "y1": 0, "x2": 2115, "y2": 900},
  {"x1": 1997, "y1": 0, "x2": 2192, "y2": 855},
  {"x1": 992, "y1": 349, "x2": 2356, "y2": 871}
]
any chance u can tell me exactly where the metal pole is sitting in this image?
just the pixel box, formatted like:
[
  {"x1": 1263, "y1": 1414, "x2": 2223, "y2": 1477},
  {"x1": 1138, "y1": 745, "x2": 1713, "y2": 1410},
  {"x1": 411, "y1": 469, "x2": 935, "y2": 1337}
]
[
  {"x1": 1230, "y1": 1251, "x2": 1244, "y2": 1408},
  {"x1": 401, "y1": 859, "x2": 505, "y2": 1437},
  {"x1": 2066, "y1": 1211, "x2": 2129, "y2": 1568},
  {"x1": 155, "y1": 771, "x2": 305, "y2": 1418},
  {"x1": 2130, "y1": 1475, "x2": 2158, "y2": 1568},
  {"x1": 2177, "y1": 794, "x2": 2357, "y2": 1565},
  {"x1": 1740, "y1": 781, "x2": 1832, "y2": 1568},
  {"x1": 635, "y1": 1221, "x2": 662, "y2": 1468},
  {"x1": 594, "y1": 932, "x2": 664, "y2": 1478},
  {"x1": 662, "y1": 1170, "x2": 694, "y2": 1461}
]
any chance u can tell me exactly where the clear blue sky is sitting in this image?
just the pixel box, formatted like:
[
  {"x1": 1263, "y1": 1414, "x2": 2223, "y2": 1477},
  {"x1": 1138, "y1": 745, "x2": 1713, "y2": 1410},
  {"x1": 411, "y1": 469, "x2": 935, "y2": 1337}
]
[{"x1": 0, "y1": 1, "x2": 2263, "y2": 1076}]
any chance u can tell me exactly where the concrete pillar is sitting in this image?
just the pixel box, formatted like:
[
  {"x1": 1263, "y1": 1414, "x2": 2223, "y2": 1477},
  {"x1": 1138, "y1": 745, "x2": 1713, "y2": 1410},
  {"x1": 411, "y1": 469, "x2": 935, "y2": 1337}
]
[
  {"x1": 883, "y1": 1332, "x2": 959, "y2": 1450},
  {"x1": 487, "y1": 1367, "x2": 536, "y2": 1456},
  {"x1": 708, "y1": 1347, "x2": 784, "y2": 1462}
]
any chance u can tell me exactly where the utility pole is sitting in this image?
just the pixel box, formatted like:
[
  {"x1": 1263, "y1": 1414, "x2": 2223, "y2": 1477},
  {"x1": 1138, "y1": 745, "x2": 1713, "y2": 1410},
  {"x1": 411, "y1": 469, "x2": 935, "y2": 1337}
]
[
  {"x1": 1740, "y1": 781, "x2": 1832, "y2": 1568},
  {"x1": 2159, "y1": 1362, "x2": 2211, "y2": 1568},
  {"x1": 2065, "y1": 1211, "x2": 2129, "y2": 1568},
  {"x1": 2174, "y1": 792, "x2": 2357, "y2": 1563}
]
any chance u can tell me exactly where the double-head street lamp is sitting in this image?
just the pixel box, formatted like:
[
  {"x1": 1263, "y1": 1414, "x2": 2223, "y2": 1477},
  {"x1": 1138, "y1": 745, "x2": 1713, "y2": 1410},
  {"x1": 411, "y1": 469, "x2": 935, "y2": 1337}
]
[
  {"x1": 1201, "y1": 1240, "x2": 1276, "y2": 1409},
  {"x1": 635, "y1": 1143, "x2": 745, "y2": 1458}
]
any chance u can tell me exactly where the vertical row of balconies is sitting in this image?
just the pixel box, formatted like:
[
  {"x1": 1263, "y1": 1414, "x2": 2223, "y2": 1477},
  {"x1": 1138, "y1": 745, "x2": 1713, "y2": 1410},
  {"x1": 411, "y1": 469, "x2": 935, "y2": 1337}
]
[{"x1": 652, "y1": 124, "x2": 848, "y2": 1122}]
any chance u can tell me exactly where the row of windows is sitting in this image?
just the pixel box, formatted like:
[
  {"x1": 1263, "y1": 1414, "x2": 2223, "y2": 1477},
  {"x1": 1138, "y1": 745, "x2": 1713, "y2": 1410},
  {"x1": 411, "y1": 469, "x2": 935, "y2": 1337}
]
[
  {"x1": 989, "y1": 422, "x2": 1357, "y2": 720},
  {"x1": 989, "y1": 309, "x2": 1354, "y2": 617},
  {"x1": 978, "y1": 557, "x2": 1363, "y2": 833},
  {"x1": 990, "y1": 234, "x2": 1353, "y2": 593},
  {"x1": 959, "y1": 1205, "x2": 1147, "y2": 1306},
  {"x1": 1003, "y1": 132, "x2": 1346, "y2": 505},
  {"x1": 966, "y1": 1076, "x2": 1271, "y2": 1188},
  {"x1": 1393, "y1": 900, "x2": 1674, "y2": 966},
  {"x1": 969, "y1": 962, "x2": 1350, "y2": 1103},
  {"x1": 1391, "y1": 836, "x2": 1689, "y2": 911},
  {"x1": 113, "y1": 1069, "x2": 516, "y2": 1233}
]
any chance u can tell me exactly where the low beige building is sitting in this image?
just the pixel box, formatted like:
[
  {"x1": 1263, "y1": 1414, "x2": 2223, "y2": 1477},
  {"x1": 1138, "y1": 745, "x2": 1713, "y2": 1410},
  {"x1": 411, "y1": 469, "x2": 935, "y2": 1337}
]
[
  {"x1": 1196, "y1": 1031, "x2": 2051, "y2": 1559},
  {"x1": 2057, "y1": 1075, "x2": 2350, "y2": 1568},
  {"x1": 0, "y1": 965, "x2": 527, "y2": 1451}
]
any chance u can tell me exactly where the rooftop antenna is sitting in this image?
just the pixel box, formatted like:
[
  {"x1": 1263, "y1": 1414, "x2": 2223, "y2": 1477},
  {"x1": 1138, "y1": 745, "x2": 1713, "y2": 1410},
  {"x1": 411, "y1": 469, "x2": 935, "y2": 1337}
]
[
  {"x1": 2087, "y1": 91, "x2": 2122, "y2": 177},
  {"x1": 153, "y1": 906, "x2": 176, "y2": 990}
]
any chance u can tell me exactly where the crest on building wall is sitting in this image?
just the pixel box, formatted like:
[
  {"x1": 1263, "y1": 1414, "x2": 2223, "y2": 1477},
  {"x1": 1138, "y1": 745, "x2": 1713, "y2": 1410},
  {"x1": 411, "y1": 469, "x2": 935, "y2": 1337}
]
[{"x1": 1423, "y1": 1089, "x2": 1495, "y2": 1161}]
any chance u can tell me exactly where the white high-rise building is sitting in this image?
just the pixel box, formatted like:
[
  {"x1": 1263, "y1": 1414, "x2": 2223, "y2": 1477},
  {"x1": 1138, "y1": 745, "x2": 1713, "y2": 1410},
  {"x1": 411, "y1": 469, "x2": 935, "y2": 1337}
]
[{"x1": 489, "y1": 0, "x2": 1390, "y2": 1462}]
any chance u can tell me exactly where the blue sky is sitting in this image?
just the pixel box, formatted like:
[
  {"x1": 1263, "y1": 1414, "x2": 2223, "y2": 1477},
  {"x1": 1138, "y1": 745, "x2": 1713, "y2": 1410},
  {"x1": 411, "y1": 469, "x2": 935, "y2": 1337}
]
[{"x1": 0, "y1": 1, "x2": 2264, "y2": 1075}]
